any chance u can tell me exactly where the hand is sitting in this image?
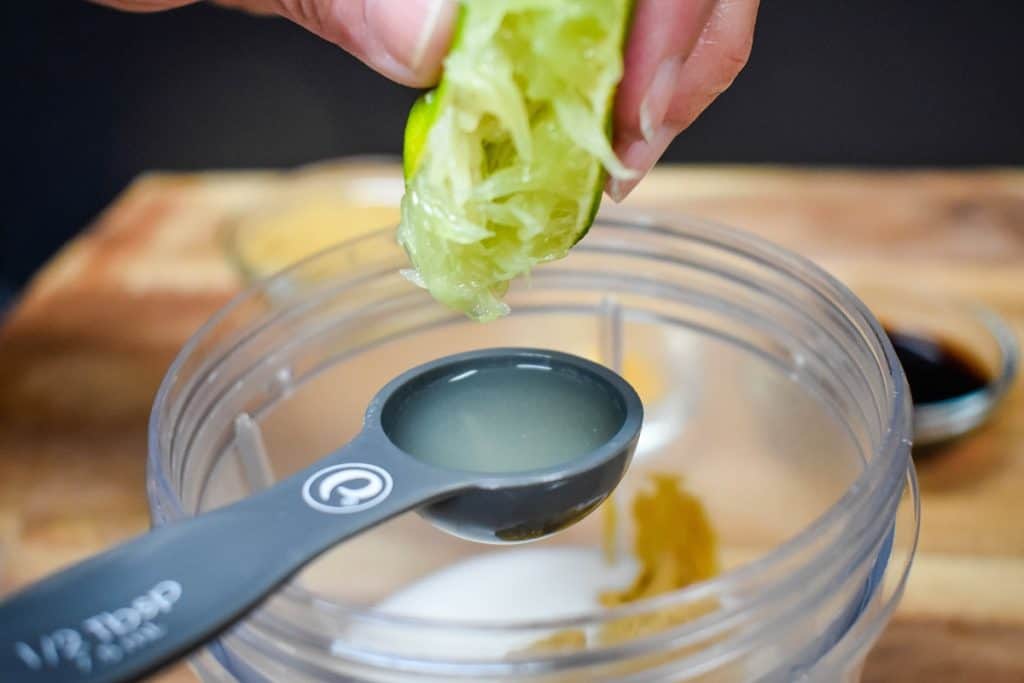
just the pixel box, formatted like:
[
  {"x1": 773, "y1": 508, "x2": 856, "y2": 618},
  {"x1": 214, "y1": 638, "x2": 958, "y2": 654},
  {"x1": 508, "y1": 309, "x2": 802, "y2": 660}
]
[
  {"x1": 608, "y1": 0, "x2": 760, "y2": 200},
  {"x1": 93, "y1": 0, "x2": 458, "y2": 87},
  {"x1": 93, "y1": 0, "x2": 759, "y2": 201}
]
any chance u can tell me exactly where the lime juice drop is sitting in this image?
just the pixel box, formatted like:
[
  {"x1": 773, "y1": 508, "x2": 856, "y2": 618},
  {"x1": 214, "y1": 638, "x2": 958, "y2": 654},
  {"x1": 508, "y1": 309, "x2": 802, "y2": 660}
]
[{"x1": 385, "y1": 362, "x2": 626, "y2": 474}]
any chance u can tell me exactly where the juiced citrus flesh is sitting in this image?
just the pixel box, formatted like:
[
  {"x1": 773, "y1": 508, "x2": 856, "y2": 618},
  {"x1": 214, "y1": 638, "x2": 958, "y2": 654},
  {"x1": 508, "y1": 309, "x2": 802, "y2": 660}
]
[{"x1": 400, "y1": 0, "x2": 635, "y2": 321}]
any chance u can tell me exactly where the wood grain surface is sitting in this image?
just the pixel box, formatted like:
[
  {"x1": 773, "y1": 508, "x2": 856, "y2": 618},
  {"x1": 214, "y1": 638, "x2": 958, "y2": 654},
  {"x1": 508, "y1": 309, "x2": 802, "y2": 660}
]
[{"x1": 1, "y1": 160, "x2": 1021, "y2": 682}]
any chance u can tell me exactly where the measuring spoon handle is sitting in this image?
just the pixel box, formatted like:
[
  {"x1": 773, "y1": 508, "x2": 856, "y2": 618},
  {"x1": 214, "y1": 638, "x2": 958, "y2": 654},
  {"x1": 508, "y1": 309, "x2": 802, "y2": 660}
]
[{"x1": 0, "y1": 434, "x2": 465, "y2": 683}]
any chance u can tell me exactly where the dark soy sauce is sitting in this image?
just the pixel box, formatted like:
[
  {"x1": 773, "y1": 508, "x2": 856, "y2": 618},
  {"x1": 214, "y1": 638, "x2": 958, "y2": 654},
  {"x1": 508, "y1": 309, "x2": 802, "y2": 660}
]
[{"x1": 883, "y1": 326, "x2": 991, "y2": 404}]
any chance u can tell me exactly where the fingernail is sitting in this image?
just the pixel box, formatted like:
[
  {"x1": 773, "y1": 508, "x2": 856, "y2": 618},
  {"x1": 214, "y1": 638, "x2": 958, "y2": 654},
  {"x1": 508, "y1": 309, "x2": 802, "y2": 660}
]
[
  {"x1": 368, "y1": 0, "x2": 453, "y2": 75},
  {"x1": 607, "y1": 176, "x2": 631, "y2": 204},
  {"x1": 638, "y1": 58, "x2": 682, "y2": 144},
  {"x1": 606, "y1": 126, "x2": 677, "y2": 202}
]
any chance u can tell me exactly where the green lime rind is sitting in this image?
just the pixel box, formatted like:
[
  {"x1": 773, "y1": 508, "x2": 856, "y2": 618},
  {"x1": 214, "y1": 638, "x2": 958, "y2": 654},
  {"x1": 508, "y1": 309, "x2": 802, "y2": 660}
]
[
  {"x1": 403, "y1": 89, "x2": 437, "y2": 179},
  {"x1": 400, "y1": 0, "x2": 636, "y2": 321},
  {"x1": 403, "y1": 6, "x2": 466, "y2": 180},
  {"x1": 576, "y1": 0, "x2": 636, "y2": 245}
]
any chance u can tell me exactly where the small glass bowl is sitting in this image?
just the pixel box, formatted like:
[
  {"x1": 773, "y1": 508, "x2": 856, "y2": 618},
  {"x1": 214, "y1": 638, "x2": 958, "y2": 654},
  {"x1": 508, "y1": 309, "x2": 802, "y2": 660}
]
[
  {"x1": 852, "y1": 287, "x2": 1019, "y2": 448},
  {"x1": 220, "y1": 158, "x2": 404, "y2": 284}
]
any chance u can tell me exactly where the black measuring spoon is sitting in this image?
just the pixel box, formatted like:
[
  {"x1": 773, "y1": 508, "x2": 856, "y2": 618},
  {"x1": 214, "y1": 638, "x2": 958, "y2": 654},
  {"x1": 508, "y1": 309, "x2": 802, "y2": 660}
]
[{"x1": 0, "y1": 348, "x2": 642, "y2": 683}]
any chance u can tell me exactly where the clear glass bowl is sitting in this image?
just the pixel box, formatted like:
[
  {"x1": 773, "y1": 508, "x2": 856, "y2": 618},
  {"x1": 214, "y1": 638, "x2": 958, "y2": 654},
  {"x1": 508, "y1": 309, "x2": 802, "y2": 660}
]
[
  {"x1": 148, "y1": 211, "x2": 919, "y2": 682},
  {"x1": 852, "y1": 285, "x2": 1019, "y2": 448},
  {"x1": 220, "y1": 158, "x2": 404, "y2": 283}
]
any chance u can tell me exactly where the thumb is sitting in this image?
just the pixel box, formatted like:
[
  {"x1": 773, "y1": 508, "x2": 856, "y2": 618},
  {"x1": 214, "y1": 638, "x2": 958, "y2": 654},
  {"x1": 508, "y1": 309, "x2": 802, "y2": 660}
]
[
  {"x1": 88, "y1": 0, "x2": 198, "y2": 10},
  {"x1": 284, "y1": 0, "x2": 457, "y2": 88},
  {"x1": 93, "y1": 0, "x2": 457, "y2": 88}
]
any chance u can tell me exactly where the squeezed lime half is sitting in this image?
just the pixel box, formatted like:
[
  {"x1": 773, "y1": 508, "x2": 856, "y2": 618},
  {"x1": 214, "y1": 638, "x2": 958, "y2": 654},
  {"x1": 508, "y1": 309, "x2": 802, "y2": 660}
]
[{"x1": 399, "y1": 0, "x2": 635, "y2": 321}]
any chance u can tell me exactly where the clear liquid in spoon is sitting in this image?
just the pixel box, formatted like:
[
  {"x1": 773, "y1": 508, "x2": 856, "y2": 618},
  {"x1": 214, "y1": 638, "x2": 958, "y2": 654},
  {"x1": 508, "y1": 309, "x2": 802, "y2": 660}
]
[{"x1": 385, "y1": 362, "x2": 626, "y2": 474}]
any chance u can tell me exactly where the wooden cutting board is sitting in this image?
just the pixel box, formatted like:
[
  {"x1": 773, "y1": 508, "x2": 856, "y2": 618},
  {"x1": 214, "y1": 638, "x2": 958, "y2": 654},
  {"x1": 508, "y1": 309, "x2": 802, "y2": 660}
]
[{"x1": 1, "y1": 160, "x2": 1021, "y2": 682}]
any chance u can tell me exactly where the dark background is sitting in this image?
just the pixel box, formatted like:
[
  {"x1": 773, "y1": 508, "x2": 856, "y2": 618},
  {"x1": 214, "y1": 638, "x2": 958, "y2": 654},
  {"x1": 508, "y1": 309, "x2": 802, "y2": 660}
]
[{"x1": 3, "y1": 1, "x2": 1023, "y2": 294}]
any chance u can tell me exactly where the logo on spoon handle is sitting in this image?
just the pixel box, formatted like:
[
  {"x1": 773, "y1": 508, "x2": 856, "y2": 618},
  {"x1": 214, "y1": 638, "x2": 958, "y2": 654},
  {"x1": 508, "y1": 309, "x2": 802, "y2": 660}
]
[{"x1": 302, "y1": 464, "x2": 394, "y2": 513}]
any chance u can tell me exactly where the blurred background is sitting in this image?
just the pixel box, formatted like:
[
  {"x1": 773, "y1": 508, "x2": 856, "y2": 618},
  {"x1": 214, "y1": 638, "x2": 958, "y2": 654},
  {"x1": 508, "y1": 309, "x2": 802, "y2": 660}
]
[{"x1": 3, "y1": 0, "x2": 1023, "y2": 298}]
